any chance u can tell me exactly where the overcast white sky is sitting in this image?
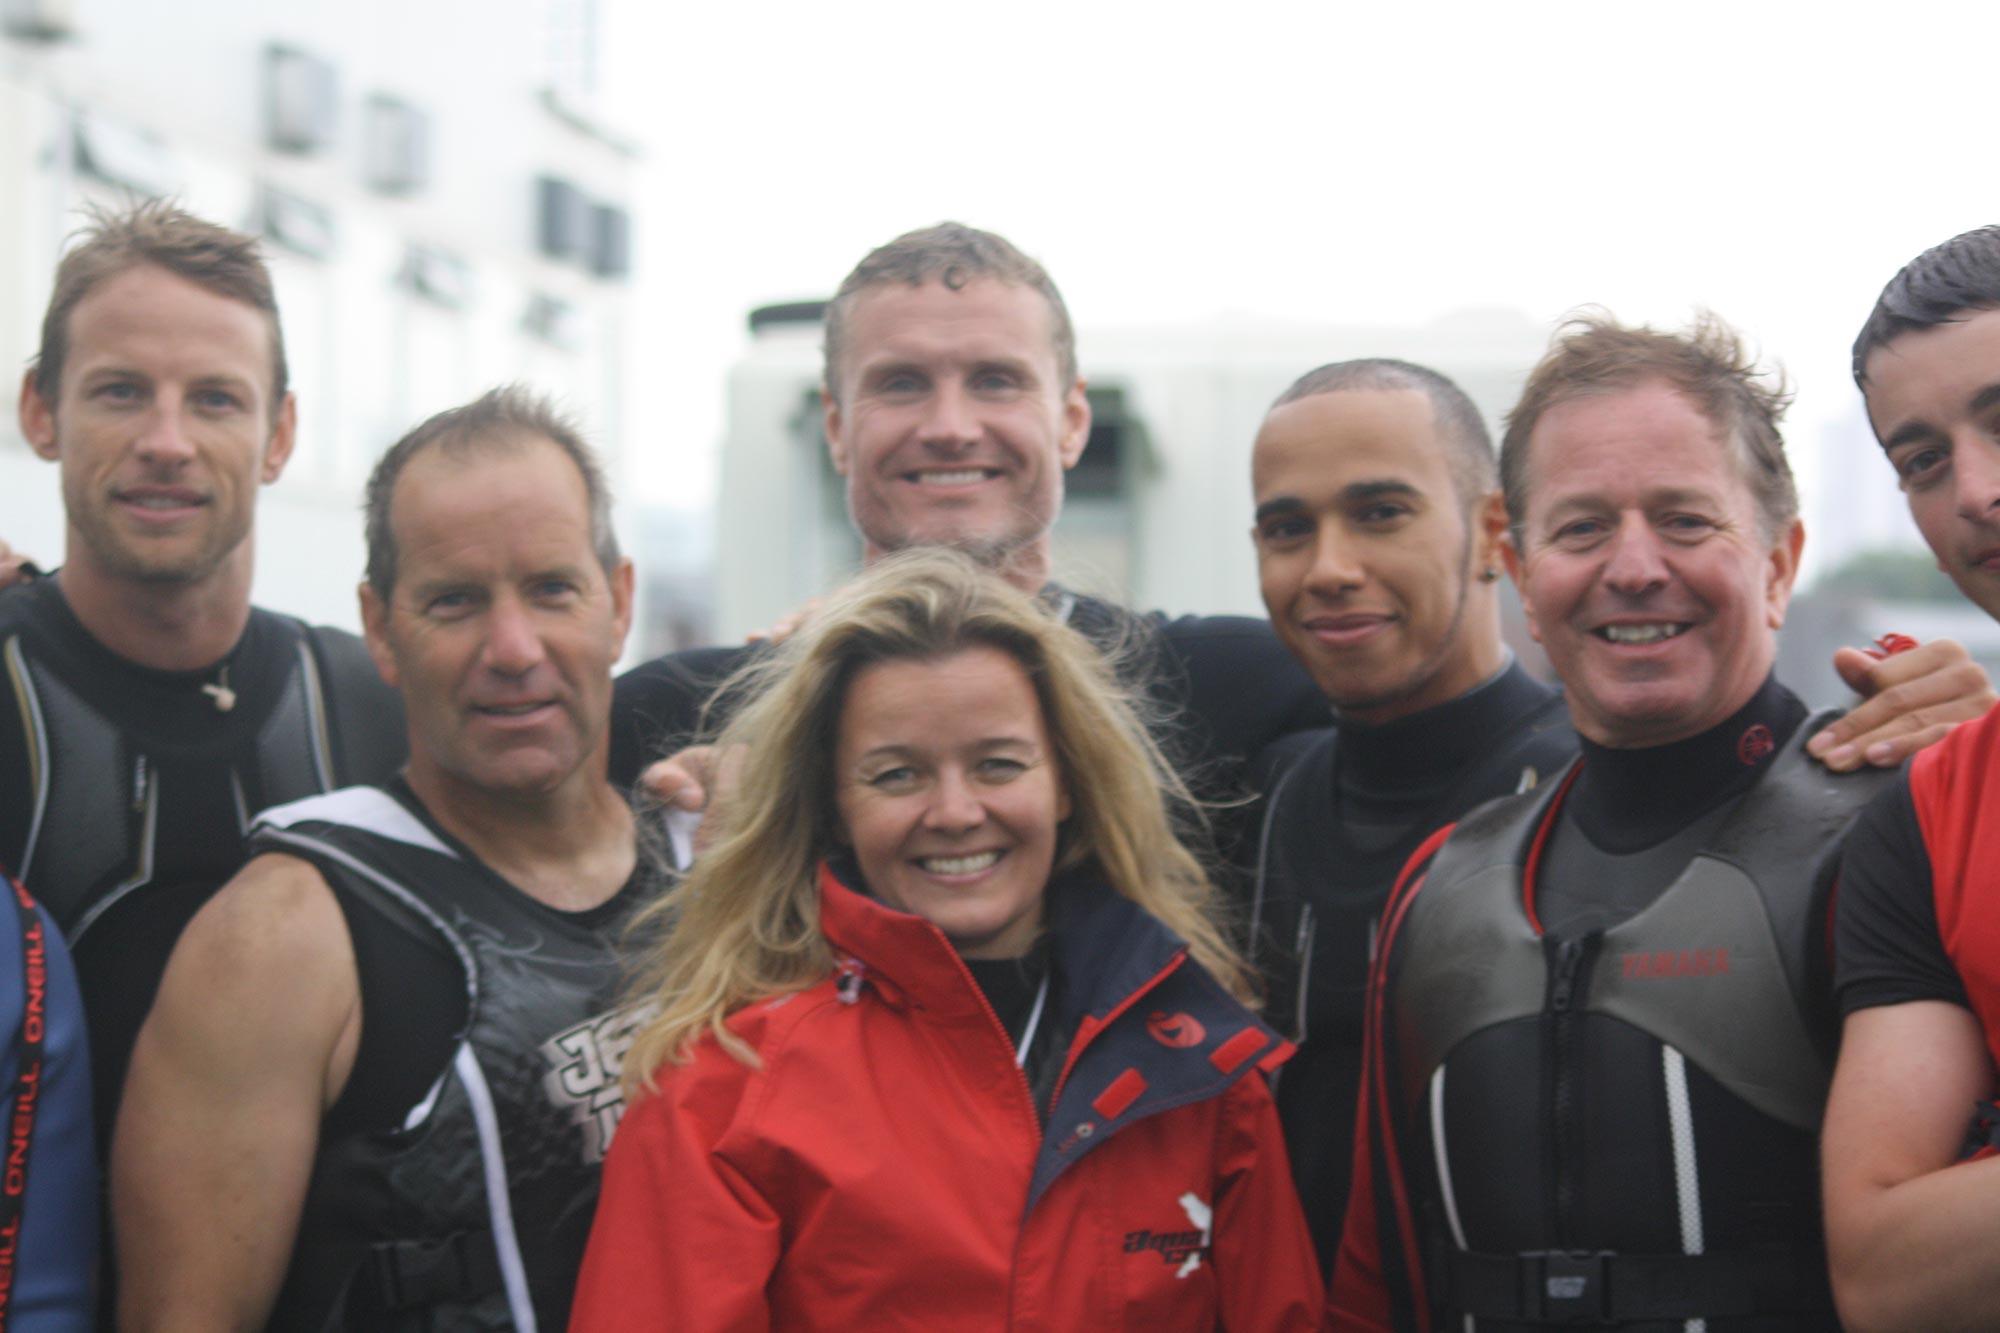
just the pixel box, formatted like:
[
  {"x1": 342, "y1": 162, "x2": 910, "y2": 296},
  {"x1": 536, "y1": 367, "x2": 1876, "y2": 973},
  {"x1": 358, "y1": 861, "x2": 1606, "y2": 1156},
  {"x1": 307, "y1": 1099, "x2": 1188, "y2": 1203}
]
[{"x1": 600, "y1": 0, "x2": 1997, "y2": 558}]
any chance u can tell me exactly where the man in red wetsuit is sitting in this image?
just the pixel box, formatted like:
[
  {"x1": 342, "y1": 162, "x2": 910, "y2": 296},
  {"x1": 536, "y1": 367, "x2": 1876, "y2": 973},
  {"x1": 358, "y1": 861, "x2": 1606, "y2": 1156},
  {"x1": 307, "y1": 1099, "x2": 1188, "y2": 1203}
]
[
  {"x1": 1329, "y1": 314, "x2": 1964, "y2": 1331},
  {"x1": 1824, "y1": 226, "x2": 2000, "y2": 1332}
]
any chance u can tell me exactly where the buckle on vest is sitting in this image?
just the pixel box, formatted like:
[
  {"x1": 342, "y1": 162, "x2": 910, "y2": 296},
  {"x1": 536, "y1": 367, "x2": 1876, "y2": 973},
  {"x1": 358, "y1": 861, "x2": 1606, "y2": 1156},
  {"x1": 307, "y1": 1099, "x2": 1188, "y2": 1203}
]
[
  {"x1": 1523, "y1": 1250, "x2": 1613, "y2": 1323},
  {"x1": 365, "y1": 1229, "x2": 496, "y2": 1310}
]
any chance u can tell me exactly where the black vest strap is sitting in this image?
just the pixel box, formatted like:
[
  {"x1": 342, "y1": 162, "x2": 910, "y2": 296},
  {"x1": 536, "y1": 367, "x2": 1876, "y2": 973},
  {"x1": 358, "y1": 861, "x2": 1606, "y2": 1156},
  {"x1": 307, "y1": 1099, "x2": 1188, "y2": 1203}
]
[
  {"x1": 304, "y1": 624, "x2": 405, "y2": 789},
  {"x1": 1443, "y1": 1245, "x2": 1837, "y2": 1323},
  {"x1": 363, "y1": 1229, "x2": 501, "y2": 1311}
]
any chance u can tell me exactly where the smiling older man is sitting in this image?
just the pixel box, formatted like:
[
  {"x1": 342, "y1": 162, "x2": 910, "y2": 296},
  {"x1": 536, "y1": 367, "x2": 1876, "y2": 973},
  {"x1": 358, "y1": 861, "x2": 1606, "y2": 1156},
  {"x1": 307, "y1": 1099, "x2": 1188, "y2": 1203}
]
[
  {"x1": 114, "y1": 389, "x2": 649, "y2": 1332},
  {"x1": 1329, "y1": 314, "x2": 1905, "y2": 1332}
]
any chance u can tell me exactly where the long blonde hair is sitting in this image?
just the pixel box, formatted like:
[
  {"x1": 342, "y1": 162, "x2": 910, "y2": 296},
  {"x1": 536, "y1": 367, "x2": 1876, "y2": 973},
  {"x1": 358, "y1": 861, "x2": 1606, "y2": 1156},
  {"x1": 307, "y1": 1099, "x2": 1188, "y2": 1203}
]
[{"x1": 621, "y1": 550, "x2": 1252, "y2": 1087}]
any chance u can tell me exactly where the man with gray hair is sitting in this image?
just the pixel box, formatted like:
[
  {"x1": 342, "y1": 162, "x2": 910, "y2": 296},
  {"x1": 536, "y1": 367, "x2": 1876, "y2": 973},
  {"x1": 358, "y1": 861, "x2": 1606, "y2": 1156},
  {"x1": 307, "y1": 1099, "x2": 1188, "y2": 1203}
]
[
  {"x1": 1329, "y1": 314, "x2": 1963, "y2": 1330},
  {"x1": 114, "y1": 389, "x2": 649, "y2": 1331}
]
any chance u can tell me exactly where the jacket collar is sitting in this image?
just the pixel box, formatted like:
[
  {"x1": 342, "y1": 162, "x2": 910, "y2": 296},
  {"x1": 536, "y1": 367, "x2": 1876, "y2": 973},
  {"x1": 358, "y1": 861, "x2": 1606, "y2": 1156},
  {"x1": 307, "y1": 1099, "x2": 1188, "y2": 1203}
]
[{"x1": 815, "y1": 860, "x2": 1190, "y2": 1022}]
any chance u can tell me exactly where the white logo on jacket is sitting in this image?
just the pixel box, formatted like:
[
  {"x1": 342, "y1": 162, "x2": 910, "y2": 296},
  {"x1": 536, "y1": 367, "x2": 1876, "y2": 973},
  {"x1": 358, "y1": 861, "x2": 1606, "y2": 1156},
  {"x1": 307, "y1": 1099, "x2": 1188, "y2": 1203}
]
[{"x1": 1176, "y1": 1193, "x2": 1213, "y2": 1278}]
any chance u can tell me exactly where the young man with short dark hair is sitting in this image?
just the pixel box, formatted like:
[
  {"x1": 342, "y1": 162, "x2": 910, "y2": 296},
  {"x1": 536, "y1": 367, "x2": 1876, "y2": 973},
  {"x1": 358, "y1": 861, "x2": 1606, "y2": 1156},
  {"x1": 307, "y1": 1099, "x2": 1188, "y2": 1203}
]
[{"x1": 1823, "y1": 225, "x2": 2000, "y2": 1333}]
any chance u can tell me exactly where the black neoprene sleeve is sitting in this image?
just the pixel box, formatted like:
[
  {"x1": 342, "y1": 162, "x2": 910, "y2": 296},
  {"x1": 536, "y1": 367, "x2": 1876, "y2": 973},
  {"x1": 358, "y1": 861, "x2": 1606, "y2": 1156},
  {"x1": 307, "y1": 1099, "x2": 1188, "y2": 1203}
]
[{"x1": 1833, "y1": 776, "x2": 1966, "y2": 1015}]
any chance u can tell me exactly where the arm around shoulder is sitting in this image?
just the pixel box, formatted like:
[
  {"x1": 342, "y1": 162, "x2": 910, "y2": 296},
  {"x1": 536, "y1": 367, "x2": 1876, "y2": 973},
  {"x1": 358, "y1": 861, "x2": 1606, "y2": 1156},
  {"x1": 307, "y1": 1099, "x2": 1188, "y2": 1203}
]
[{"x1": 112, "y1": 852, "x2": 359, "y2": 1333}]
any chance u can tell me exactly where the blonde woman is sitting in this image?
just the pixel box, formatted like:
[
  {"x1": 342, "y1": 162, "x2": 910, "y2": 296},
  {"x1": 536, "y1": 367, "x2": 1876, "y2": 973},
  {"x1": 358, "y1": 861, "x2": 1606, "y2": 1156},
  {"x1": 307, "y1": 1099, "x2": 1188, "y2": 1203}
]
[{"x1": 572, "y1": 550, "x2": 1321, "y2": 1331}]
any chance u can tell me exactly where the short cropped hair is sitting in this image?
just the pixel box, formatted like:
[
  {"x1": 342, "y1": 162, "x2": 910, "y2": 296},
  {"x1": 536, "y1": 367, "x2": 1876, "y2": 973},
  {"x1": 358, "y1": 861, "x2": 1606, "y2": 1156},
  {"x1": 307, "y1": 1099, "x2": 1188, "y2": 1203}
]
[
  {"x1": 822, "y1": 222, "x2": 1077, "y2": 398},
  {"x1": 1500, "y1": 311, "x2": 1797, "y2": 544},
  {"x1": 1270, "y1": 358, "x2": 1497, "y2": 508},
  {"x1": 1852, "y1": 225, "x2": 2000, "y2": 386},
  {"x1": 33, "y1": 199, "x2": 287, "y2": 417},
  {"x1": 364, "y1": 386, "x2": 619, "y2": 598}
]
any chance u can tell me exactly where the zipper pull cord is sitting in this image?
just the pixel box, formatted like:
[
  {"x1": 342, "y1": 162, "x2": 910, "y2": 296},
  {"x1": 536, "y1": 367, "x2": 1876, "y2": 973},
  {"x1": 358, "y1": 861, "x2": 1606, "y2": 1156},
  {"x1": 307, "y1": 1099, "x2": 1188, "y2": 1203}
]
[
  {"x1": 835, "y1": 957, "x2": 865, "y2": 1005},
  {"x1": 1013, "y1": 973, "x2": 1051, "y2": 1069}
]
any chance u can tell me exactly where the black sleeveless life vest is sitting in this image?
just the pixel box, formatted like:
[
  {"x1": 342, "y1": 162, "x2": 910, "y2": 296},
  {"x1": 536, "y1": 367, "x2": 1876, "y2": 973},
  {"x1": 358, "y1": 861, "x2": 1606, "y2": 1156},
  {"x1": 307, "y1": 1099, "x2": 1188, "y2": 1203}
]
[
  {"x1": 0, "y1": 586, "x2": 403, "y2": 1144},
  {"x1": 2, "y1": 607, "x2": 399, "y2": 938},
  {"x1": 1376, "y1": 713, "x2": 1892, "y2": 1330},
  {"x1": 249, "y1": 787, "x2": 644, "y2": 1333}
]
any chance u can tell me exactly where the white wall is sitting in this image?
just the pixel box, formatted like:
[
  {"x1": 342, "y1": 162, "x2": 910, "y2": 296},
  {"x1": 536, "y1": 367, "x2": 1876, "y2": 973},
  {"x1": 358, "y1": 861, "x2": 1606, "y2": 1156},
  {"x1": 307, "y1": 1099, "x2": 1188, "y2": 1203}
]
[{"x1": 0, "y1": 2, "x2": 637, "y2": 633}]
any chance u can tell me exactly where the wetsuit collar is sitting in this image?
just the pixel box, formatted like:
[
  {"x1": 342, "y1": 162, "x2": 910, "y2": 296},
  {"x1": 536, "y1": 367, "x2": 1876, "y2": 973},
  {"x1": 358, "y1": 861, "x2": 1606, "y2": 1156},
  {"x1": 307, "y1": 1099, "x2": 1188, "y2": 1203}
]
[
  {"x1": 1333, "y1": 657, "x2": 1552, "y2": 798},
  {"x1": 1568, "y1": 673, "x2": 1807, "y2": 853}
]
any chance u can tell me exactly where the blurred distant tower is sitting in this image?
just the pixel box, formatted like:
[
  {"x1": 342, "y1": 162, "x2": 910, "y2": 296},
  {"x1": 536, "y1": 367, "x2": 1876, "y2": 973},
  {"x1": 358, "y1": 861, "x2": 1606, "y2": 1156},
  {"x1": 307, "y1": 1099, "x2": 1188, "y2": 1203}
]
[
  {"x1": 715, "y1": 304, "x2": 1552, "y2": 640},
  {"x1": 0, "y1": 0, "x2": 640, "y2": 630}
]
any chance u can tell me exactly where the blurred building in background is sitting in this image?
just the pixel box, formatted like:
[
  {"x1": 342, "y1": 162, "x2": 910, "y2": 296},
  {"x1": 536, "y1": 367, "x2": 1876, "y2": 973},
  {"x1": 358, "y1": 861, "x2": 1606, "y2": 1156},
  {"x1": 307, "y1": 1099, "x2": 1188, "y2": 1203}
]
[
  {"x1": 717, "y1": 303, "x2": 1552, "y2": 640},
  {"x1": 0, "y1": 0, "x2": 642, "y2": 634},
  {"x1": 1810, "y1": 410, "x2": 1923, "y2": 572}
]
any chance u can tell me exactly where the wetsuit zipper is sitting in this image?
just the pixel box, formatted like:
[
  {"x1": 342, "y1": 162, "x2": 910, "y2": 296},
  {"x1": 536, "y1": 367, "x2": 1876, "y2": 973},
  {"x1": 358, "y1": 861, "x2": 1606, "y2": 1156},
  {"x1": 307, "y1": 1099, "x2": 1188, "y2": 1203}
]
[{"x1": 1547, "y1": 934, "x2": 1592, "y2": 1246}]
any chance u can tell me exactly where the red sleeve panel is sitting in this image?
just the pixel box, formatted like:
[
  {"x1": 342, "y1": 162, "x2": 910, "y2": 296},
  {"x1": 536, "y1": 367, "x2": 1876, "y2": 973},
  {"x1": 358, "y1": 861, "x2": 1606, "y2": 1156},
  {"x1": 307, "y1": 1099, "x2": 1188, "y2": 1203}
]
[
  {"x1": 1908, "y1": 706, "x2": 2000, "y2": 1070},
  {"x1": 1329, "y1": 830, "x2": 1454, "y2": 1333}
]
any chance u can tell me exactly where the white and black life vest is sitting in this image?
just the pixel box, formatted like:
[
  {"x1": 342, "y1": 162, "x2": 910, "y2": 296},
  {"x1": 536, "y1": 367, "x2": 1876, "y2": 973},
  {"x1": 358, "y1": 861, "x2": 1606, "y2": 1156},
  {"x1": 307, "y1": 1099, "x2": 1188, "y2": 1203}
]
[{"x1": 250, "y1": 787, "x2": 644, "y2": 1333}]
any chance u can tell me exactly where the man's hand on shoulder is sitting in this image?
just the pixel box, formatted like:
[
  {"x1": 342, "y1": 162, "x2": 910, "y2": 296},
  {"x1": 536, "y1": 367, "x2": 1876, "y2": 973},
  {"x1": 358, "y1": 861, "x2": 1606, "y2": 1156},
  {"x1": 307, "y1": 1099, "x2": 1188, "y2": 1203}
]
[
  {"x1": 639, "y1": 744, "x2": 749, "y2": 864},
  {"x1": 0, "y1": 539, "x2": 40, "y2": 591},
  {"x1": 744, "y1": 596, "x2": 823, "y2": 646},
  {"x1": 113, "y1": 852, "x2": 360, "y2": 1333},
  {"x1": 1809, "y1": 638, "x2": 1996, "y2": 772}
]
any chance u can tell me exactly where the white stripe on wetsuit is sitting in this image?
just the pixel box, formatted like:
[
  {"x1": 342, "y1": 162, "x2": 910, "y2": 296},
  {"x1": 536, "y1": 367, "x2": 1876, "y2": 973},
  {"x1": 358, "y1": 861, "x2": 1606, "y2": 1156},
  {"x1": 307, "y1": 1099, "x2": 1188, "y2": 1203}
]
[
  {"x1": 1429, "y1": 1066, "x2": 1476, "y2": 1333},
  {"x1": 1663, "y1": 1045, "x2": 1706, "y2": 1333}
]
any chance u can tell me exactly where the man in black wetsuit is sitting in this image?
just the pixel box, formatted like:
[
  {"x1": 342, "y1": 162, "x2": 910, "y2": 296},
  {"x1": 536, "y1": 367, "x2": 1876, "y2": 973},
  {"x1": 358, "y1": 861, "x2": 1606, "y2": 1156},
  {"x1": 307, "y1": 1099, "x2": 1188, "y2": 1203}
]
[
  {"x1": 0, "y1": 202, "x2": 403, "y2": 1148},
  {"x1": 1245, "y1": 357, "x2": 1989, "y2": 1275},
  {"x1": 1328, "y1": 314, "x2": 1940, "y2": 1330},
  {"x1": 1247, "y1": 361, "x2": 1577, "y2": 1270},
  {"x1": 612, "y1": 222, "x2": 1328, "y2": 817},
  {"x1": 113, "y1": 389, "x2": 645, "y2": 1331},
  {"x1": 1823, "y1": 225, "x2": 2000, "y2": 1331}
]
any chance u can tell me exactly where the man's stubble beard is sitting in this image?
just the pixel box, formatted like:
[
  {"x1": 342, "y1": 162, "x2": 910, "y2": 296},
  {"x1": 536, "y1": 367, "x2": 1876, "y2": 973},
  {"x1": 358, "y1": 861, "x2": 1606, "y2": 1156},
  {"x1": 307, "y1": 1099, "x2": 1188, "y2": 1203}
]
[
  {"x1": 1327, "y1": 533, "x2": 1478, "y2": 720},
  {"x1": 857, "y1": 492, "x2": 1055, "y2": 581},
  {"x1": 67, "y1": 492, "x2": 249, "y2": 588}
]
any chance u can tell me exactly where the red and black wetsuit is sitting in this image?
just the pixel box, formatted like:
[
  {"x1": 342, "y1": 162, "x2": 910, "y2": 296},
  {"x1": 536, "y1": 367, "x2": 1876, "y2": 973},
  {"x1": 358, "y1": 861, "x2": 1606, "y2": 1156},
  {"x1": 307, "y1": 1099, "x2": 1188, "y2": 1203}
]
[{"x1": 1335, "y1": 679, "x2": 1890, "y2": 1331}]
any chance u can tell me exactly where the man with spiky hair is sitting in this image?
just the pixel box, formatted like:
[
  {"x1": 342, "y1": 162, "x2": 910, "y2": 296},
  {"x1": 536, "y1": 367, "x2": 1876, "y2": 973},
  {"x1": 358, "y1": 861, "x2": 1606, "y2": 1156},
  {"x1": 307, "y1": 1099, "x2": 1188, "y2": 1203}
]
[
  {"x1": 1328, "y1": 314, "x2": 1950, "y2": 1331},
  {"x1": 0, "y1": 201, "x2": 403, "y2": 1146},
  {"x1": 612, "y1": 221, "x2": 1329, "y2": 861},
  {"x1": 1823, "y1": 224, "x2": 2000, "y2": 1332}
]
